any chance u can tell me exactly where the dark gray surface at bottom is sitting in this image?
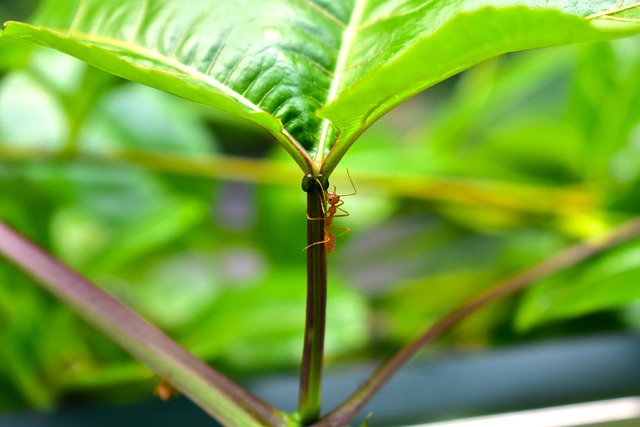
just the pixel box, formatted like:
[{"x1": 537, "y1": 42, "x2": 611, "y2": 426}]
[{"x1": 2, "y1": 333, "x2": 640, "y2": 427}]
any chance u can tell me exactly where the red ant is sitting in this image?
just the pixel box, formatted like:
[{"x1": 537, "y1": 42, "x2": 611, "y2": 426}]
[
  {"x1": 154, "y1": 377, "x2": 178, "y2": 401},
  {"x1": 304, "y1": 170, "x2": 357, "y2": 254}
]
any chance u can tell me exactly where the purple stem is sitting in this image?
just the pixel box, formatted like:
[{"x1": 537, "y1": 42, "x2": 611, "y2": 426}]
[
  {"x1": 315, "y1": 217, "x2": 640, "y2": 427},
  {"x1": 0, "y1": 220, "x2": 285, "y2": 427}
]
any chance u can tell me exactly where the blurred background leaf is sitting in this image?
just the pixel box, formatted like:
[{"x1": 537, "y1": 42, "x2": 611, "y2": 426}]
[{"x1": 516, "y1": 240, "x2": 640, "y2": 331}]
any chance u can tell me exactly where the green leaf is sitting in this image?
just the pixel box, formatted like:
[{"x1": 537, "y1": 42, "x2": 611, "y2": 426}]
[
  {"x1": 2, "y1": 0, "x2": 314, "y2": 172},
  {"x1": 0, "y1": 37, "x2": 32, "y2": 70},
  {"x1": 516, "y1": 240, "x2": 640, "y2": 331},
  {"x1": 320, "y1": 2, "x2": 640, "y2": 173},
  {"x1": 2, "y1": 1, "x2": 640, "y2": 174}
]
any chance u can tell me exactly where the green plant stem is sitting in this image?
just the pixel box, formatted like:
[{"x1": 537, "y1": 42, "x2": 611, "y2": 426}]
[
  {"x1": 313, "y1": 216, "x2": 640, "y2": 427},
  {"x1": 298, "y1": 185, "x2": 328, "y2": 424},
  {"x1": 0, "y1": 221, "x2": 287, "y2": 427}
]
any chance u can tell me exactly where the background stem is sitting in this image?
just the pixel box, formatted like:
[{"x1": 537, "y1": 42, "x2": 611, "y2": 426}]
[
  {"x1": 0, "y1": 221, "x2": 286, "y2": 427},
  {"x1": 0, "y1": 144, "x2": 593, "y2": 216},
  {"x1": 314, "y1": 216, "x2": 640, "y2": 427},
  {"x1": 298, "y1": 184, "x2": 328, "y2": 424}
]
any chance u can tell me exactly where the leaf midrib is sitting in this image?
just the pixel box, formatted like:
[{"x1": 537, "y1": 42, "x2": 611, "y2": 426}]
[{"x1": 314, "y1": 0, "x2": 367, "y2": 167}]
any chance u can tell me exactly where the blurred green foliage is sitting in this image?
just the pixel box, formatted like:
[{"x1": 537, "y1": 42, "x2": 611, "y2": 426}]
[
  {"x1": 1, "y1": 1, "x2": 640, "y2": 415},
  {"x1": 0, "y1": 42, "x2": 369, "y2": 411}
]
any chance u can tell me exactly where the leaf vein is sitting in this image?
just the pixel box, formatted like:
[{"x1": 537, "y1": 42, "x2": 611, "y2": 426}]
[
  {"x1": 344, "y1": 49, "x2": 386, "y2": 72},
  {"x1": 358, "y1": 1, "x2": 433, "y2": 31},
  {"x1": 291, "y1": 24, "x2": 339, "y2": 54},
  {"x1": 277, "y1": 46, "x2": 335, "y2": 77},
  {"x1": 220, "y1": 54, "x2": 244, "y2": 87},
  {"x1": 300, "y1": 0, "x2": 346, "y2": 28},
  {"x1": 70, "y1": 0, "x2": 89, "y2": 33},
  {"x1": 128, "y1": 0, "x2": 148, "y2": 43},
  {"x1": 205, "y1": 30, "x2": 231, "y2": 77},
  {"x1": 589, "y1": 1, "x2": 640, "y2": 19},
  {"x1": 241, "y1": 68, "x2": 268, "y2": 98},
  {"x1": 272, "y1": 95, "x2": 322, "y2": 118}
]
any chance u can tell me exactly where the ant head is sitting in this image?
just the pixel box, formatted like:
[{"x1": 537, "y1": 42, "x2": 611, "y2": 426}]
[{"x1": 326, "y1": 192, "x2": 339, "y2": 204}]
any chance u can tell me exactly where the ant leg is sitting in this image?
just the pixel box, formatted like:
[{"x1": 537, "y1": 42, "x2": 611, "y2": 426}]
[
  {"x1": 328, "y1": 199, "x2": 350, "y2": 218},
  {"x1": 333, "y1": 206, "x2": 350, "y2": 218},
  {"x1": 305, "y1": 182, "x2": 329, "y2": 250},
  {"x1": 339, "y1": 169, "x2": 357, "y2": 197},
  {"x1": 307, "y1": 183, "x2": 328, "y2": 220},
  {"x1": 307, "y1": 201, "x2": 327, "y2": 220},
  {"x1": 331, "y1": 226, "x2": 350, "y2": 238},
  {"x1": 306, "y1": 199, "x2": 327, "y2": 221},
  {"x1": 303, "y1": 236, "x2": 330, "y2": 251}
]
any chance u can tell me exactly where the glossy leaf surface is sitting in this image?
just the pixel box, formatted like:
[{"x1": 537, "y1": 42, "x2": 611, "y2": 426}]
[
  {"x1": 2, "y1": 1, "x2": 640, "y2": 173},
  {"x1": 320, "y1": 1, "x2": 640, "y2": 173}
]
